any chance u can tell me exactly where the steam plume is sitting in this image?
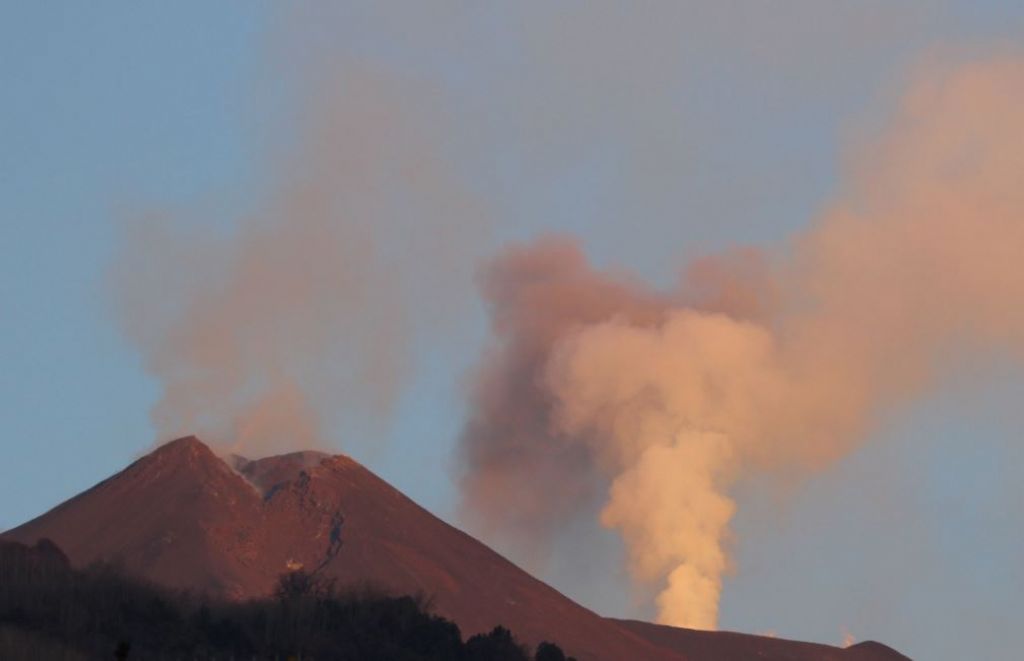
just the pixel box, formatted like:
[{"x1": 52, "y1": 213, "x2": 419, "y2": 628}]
[
  {"x1": 459, "y1": 53, "x2": 1024, "y2": 629},
  {"x1": 114, "y1": 67, "x2": 481, "y2": 456}
]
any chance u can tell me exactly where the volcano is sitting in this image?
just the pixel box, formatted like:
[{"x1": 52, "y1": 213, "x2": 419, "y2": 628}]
[{"x1": 3, "y1": 437, "x2": 908, "y2": 661}]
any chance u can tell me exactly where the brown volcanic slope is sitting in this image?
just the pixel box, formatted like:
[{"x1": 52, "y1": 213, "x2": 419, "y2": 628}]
[
  {"x1": 3, "y1": 437, "x2": 908, "y2": 661},
  {"x1": 614, "y1": 620, "x2": 911, "y2": 661}
]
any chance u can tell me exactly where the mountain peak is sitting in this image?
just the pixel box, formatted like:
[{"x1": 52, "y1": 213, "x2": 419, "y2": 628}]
[
  {"x1": 127, "y1": 435, "x2": 236, "y2": 482},
  {"x1": 154, "y1": 434, "x2": 212, "y2": 455},
  {"x1": 3, "y1": 437, "x2": 911, "y2": 661}
]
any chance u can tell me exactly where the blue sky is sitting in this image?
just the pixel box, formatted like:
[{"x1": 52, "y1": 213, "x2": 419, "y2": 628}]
[{"x1": 3, "y1": 4, "x2": 1024, "y2": 659}]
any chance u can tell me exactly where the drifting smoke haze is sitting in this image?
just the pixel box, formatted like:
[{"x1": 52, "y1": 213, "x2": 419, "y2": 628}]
[
  {"x1": 107, "y1": 0, "x2": 1024, "y2": 637},
  {"x1": 458, "y1": 53, "x2": 1024, "y2": 629},
  {"x1": 113, "y1": 66, "x2": 482, "y2": 457}
]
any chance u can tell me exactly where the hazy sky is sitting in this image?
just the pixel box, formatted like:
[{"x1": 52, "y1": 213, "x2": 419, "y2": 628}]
[{"x1": 3, "y1": 3, "x2": 1024, "y2": 659}]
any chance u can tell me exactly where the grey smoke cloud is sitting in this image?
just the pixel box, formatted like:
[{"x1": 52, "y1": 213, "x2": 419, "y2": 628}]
[
  {"x1": 458, "y1": 52, "x2": 1024, "y2": 628},
  {"x1": 113, "y1": 64, "x2": 485, "y2": 456}
]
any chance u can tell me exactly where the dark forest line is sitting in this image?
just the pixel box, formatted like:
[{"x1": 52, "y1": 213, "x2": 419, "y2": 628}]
[{"x1": 0, "y1": 539, "x2": 574, "y2": 661}]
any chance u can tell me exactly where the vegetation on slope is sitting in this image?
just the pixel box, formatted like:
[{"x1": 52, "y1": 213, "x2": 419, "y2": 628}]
[{"x1": 0, "y1": 539, "x2": 574, "y2": 661}]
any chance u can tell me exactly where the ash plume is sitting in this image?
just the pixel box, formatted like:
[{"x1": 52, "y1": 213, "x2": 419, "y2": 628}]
[
  {"x1": 458, "y1": 53, "x2": 1024, "y2": 629},
  {"x1": 113, "y1": 67, "x2": 482, "y2": 456}
]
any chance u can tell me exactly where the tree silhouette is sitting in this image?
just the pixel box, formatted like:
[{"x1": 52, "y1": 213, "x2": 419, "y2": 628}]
[
  {"x1": 466, "y1": 625, "x2": 529, "y2": 661},
  {"x1": 535, "y1": 640, "x2": 569, "y2": 661},
  {"x1": 0, "y1": 539, "x2": 576, "y2": 660}
]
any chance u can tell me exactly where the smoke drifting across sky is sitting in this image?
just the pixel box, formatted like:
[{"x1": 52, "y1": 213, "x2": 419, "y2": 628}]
[
  {"x1": 107, "y1": 1, "x2": 1024, "y2": 638},
  {"x1": 458, "y1": 53, "x2": 1024, "y2": 629},
  {"x1": 112, "y1": 66, "x2": 484, "y2": 456}
]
